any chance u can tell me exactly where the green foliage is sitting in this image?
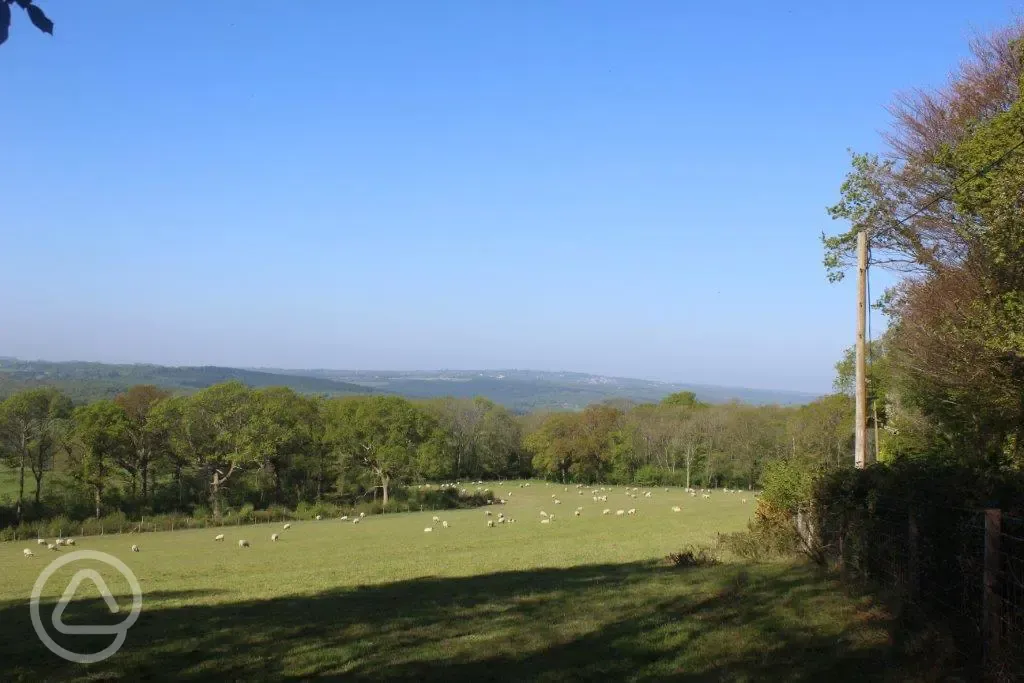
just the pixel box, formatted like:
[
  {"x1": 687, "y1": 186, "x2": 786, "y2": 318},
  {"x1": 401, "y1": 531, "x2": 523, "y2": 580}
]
[{"x1": 758, "y1": 458, "x2": 816, "y2": 517}]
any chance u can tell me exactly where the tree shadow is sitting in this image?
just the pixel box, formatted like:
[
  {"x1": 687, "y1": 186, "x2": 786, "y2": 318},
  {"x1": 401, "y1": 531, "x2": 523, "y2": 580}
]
[{"x1": 0, "y1": 562, "x2": 927, "y2": 682}]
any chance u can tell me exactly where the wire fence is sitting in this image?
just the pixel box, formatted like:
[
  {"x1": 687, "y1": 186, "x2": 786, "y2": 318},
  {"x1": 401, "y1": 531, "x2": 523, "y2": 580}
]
[{"x1": 814, "y1": 495, "x2": 1024, "y2": 679}]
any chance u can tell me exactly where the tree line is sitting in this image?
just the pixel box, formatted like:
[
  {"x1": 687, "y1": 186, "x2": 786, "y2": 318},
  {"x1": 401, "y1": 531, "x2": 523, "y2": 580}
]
[{"x1": 0, "y1": 378, "x2": 856, "y2": 526}]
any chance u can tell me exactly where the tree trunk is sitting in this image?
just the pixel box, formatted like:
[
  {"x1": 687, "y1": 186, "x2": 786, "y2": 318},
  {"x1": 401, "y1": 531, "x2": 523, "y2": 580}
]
[
  {"x1": 16, "y1": 450, "x2": 26, "y2": 522},
  {"x1": 211, "y1": 470, "x2": 221, "y2": 520},
  {"x1": 94, "y1": 486, "x2": 102, "y2": 519},
  {"x1": 33, "y1": 469, "x2": 43, "y2": 507},
  {"x1": 381, "y1": 475, "x2": 390, "y2": 507},
  {"x1": 175, "y1": 462, "x2": 183, "y2": 507},
  {"x1": 141, "y1": 459, "x2": 149, "y2": 501}
]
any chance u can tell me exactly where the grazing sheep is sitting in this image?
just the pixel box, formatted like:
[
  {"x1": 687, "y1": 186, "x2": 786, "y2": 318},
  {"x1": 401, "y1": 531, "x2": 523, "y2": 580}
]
[
  {"x1": 616, "y1": 510, "x2": 625, "y2": 516},
  {"x1": 442, "y1": 520, "x2": 449, "y2": 529},
  {"x1": 47, "y1": 543, "x2": 57, "y2": 551},
  {"x1": 485, "y1": 511, "x2": 492, "y2": 517},
  {"x1": 282, "y1": 523, "x2": 292, "y2": 530},
  {"x1": 548, "y1": 514, "x2": 555, "y2": 521},
  {"x1": 665, "y1": 488, "x2": 670, "y2": 493},
  {"x1": 574, "y1": 510, "x2": 581, "y2": 517},
  {"x1": 539, "y1": 511, "x2": 548, "y2": 517},
  {"x1": 36, "y1": 538, "x2": 46, "y2": 545},
  {"x1": 689, "y1": 491, "x2": 697, "y2": 497},
  {"x1": 24, "y1": 548, "x2": 35, "y2": 557},
  {"x1": 487, "y1": 520, "x2": 494, "y2": 528},
  {"x1": 627, "y1": 508, "x2": 637, "y2": 515},
  {"x1": 340, "y1": 515, "x2": 349, "y2": 521},
  {"x1": 742, "y1": 498, "x2": 748, "y2": 504},
  {"x1": 702, "y1": 493, "x2": 711, "y2": 500},
  {"x1": 498, "y1": 517, "x2": 507, "y2": 524},
  {"x1": 214, "y1": 534, "x2": 225, "y2": 542},
  {"x1": 65, "y1": 538, "x2": 75, "y2": 546},
  {"x1": 131, "y1": 544, "x2": 140, "y2": 552},
  {"x1": 603, "y1": 509, "x2": 611, "y2": 515},
  {"x1": 644, "y1": 492, "x2": 652, "y2": 498},
  {"x1": 359, "y1": 511, "x2": 366, "y2": 518},
  {"x1": 238, "y1": 539, "x2": 250, "y2": 548},
  {"x1": 671, "y1": 506, "x2": 682, "y2": 513},
  {"x1": 554, "y1": 499, "x2": 561, "y2": 505},
  {"x1": 424, "y1": 527, "x2": 434, "y2": 533},
  {"x1": 540, "y1": 518, "x2": 550, "y2": 524},
  {"x1": 271, "y1": 533, "x2": 280, "y2": 541},
  {"x1": 524, "y1": 483, "x2": 530, "y2": 487},
  {"x1": 315, "y1": 514, "x2": 322, "y2": 520},
  {"x1": 352, "y1": 518, "x2": 361, "y2": 524},
  {"x1": 432, "y1": 515, "x2": 440, "y2": 523}
]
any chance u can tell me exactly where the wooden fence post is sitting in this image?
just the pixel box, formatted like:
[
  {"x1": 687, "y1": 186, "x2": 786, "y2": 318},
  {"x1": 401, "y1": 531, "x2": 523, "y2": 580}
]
[
  {"x1": 983, "y1": 508, "x2": 1002, "y2": 667},
  {"x1": 908, "y1": 511, "x2": 919, "y2": 600}
]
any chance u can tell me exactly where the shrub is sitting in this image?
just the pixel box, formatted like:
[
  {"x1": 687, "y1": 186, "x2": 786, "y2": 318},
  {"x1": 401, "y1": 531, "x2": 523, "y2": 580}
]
[{"x1": 667, "y1": 544, "x2": 719, "y2": 568}]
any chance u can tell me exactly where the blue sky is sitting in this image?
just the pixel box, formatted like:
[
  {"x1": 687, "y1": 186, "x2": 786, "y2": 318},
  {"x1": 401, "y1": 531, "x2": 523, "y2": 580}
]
[{"x1": 1, "y1": 1, "x2": 1019, "y2": 393}]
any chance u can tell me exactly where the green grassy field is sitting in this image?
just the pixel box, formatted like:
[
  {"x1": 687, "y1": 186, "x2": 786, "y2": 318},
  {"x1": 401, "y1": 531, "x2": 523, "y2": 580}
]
[{"x1": 0, "y1": 482, "x2": 921, "y2": 681}]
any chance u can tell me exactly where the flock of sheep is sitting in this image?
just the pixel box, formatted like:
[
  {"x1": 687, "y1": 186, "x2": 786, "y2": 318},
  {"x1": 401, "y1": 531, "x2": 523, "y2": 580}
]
[{"x1": 20, "y1": 482, "x2": 756, "y2": 557}]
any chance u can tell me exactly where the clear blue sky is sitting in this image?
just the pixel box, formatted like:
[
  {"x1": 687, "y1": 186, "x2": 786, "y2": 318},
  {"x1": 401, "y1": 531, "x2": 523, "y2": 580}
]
[{"x1": 1, "y1": 1, "x2": 1019, "y2": 393}]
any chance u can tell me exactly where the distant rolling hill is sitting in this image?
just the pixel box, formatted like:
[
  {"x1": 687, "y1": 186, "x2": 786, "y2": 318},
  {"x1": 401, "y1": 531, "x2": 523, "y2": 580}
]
[
  {"x1": 0, "y1": 359, "x2": 819, "y2": 410},
  {"x1": 253, "y1": 368, "x2": 820, "y2": 411},
  {"x1": 0, "y1": 359, "x2": 374, "y2": 403}
]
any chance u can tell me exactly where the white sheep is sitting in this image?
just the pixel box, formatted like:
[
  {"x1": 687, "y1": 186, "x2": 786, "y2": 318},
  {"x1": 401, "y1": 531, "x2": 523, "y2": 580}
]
[
  {"x1": 553, "y1": 499, "x2": 561, "y2": 505},
  {"x1": 702, "y1": 493, "x2": 711, "y2": 499},
  {"x1": 271, "y1": 533, "x2": 280, "y2": 542},
  {"x1": 602, "y1": 509, "x2": 611, "y2": 515},
  {"x1": 359, "y1": 512, "x2": 366, "y2": 518},
  {"x1": 340, "y1": 515, "x2": 349, "y2": 521},
  {"x1": 627, "y1": 508, "x2": 637, "y2": 515},
  {"x1": 424, "y1": 527, "x2": 433, "y2": 533},
  {"x1": 238, "y1": 539, "x2": 250, "y2": 548},
  {"x1": 65, "y1": 538, "x2": 75, "y2": 546},
  {"x1": 47, "y1": 543, "x2": 57, "y2": 551},
  {"x1": 432, "y1": 515, "x2": 440, "y2": 523},
  {"x1": 671, "y1": 506, "x2": 682, "y2": 513},
  {"x1": 315, "y1": 514, "x2": 322, "y2": 520},
  {"x1": 23, "y1": 548, "x2": 34, "y2": 557},
  {"x1": 282, "y1": 523, "x2": 292, "y2": 530},
  {"x1": 442, "y1": 520, "x2": 449, "y2": 529},
  {"x1": 485, "y1": 511, "x2": 492, "y2": 517},
  {"x1": 742, "y1": 498, "x2": 748, "y2": 503},
  {"x1": 214, "y1": 534, "x2": 225, "y2": 542},
  {"x1": 574, "y1": 510, "x2": 581, "y2": 517},
  {"x1": 352, "y1": 517, "x2": 361, "y2": 524},
  {"x1": 131, "y1": 544, "x2": 140, "y2": 552},
  {"x1": 540, "y1": 518, "x2": 551, "y2": 524},
  {"x1": 539, "y1": 511, "x2": 548, "y2": 517},
  {"x1": 36, "y1": 538, "x2": 46, "y2": 545},
  {"x1": 615, "y1": 510, "x2": 625, "y2": 516},
  {"x1": 487, "y1": 520, "x2": 495, "y2": 528},
  {"x1": 644, "y1": 492, "x2": 652, "y2": 498}
]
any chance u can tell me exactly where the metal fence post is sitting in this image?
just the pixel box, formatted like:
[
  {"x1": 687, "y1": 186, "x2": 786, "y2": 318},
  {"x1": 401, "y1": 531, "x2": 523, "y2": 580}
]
[{"x1": 984, "y1": 508, "x2": 1002, "y2": 667}]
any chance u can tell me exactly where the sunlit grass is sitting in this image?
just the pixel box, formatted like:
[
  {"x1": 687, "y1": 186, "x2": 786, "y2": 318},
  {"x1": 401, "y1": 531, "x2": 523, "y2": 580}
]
[{"x1": 0, "y1": 482, "x2": 915, "y2": 681}]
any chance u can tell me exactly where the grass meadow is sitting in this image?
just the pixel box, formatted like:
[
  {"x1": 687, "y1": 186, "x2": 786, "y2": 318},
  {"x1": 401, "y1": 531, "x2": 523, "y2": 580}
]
[{"x1": 0, "y1": 482, "x2": 925, "y2": 681}]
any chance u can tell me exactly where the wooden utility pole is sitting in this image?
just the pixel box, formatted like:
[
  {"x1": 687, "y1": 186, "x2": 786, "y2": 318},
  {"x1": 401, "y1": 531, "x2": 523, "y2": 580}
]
[{"x1": 854, "y1": 228, "x2": 869, "y2": 468}]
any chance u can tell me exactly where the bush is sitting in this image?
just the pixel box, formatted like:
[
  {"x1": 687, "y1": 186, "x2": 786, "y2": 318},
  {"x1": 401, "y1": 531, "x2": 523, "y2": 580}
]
[{"x1": 667, "y1": 544, "x2": 719, "y2": 568}]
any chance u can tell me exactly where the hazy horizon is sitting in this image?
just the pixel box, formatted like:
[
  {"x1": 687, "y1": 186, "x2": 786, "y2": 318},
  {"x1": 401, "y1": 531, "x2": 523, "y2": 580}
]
[{"x1": 2, "y1": 1, "x2": 1012, "y2": 396}]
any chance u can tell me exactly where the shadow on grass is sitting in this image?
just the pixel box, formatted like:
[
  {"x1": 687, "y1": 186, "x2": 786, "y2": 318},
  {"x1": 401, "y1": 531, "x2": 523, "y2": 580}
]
[{"x1": 0, "y1": 562, "x2": 926, "y2": 682}]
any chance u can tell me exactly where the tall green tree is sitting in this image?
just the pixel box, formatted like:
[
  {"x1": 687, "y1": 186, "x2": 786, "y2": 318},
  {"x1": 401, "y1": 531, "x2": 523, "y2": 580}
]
[
  {"x1": 70, "y1": 400, "x2": 131, "y2": 518},
  {"x1": 0, "y1": 388, "x2": 72, "y2": 518},
  {"x1": 325, "y1": 396, "x2": 435, "y2": 506},
  {"x1": 114, "y1": 384, "x2": 171, "y2": 503}
]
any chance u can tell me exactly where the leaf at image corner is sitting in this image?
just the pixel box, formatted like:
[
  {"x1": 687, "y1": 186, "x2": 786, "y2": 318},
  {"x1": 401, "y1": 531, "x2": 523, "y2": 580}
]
[
  {"x1": 0, "y1": 2, "x2": 9, "y2": 46},
  {"x1": 27, "y1": 3, "x2": 52, "y2": 35}
]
